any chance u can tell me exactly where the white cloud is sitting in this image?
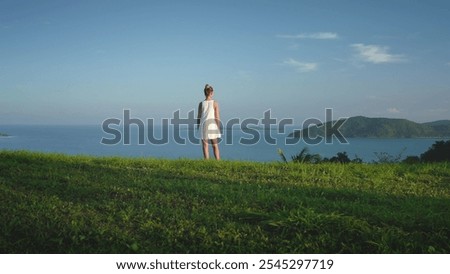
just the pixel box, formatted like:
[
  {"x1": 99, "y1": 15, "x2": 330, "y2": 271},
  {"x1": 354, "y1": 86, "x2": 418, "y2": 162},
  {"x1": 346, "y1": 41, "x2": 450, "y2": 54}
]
[
  {"x1": 387, "y1": 107, "x2": 401, "y2": 114},
  {"x1": 351, "y1": 43, "x2": 406, "y2": 64},
  {"x1": 283, "y1": 58, "x2": 318, "y2": 73},
  {"x1": 277, "y1": 32, "x2": 339, "y2": 40},
  {"x1": 288, "y1": 44, "x2": 300, "y2": 50}
]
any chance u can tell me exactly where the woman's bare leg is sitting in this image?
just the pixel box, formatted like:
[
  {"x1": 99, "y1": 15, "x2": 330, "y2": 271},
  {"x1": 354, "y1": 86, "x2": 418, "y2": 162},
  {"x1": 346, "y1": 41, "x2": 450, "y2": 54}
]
[
  {"x1": 210, "y1": 139, "x2": 220, "y2": 160},
  {"x1": 202, "y1": 139, "x2": 209, "y2": 159}
]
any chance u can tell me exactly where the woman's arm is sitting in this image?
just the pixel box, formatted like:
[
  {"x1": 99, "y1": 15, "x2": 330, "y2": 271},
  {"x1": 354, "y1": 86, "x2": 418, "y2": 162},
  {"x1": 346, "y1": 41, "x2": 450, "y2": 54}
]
[
  {"x1": 214, "y1": 101, "x2": 221, "y2": 132},
  {"x1": 197, "y1": 102, "x2": 202, "y2": 129}
]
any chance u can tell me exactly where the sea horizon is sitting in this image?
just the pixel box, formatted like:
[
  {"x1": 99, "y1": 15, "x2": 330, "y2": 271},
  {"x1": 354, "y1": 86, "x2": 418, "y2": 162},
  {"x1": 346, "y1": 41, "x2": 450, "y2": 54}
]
[{"x1": 1, "y1": 124, "x2": 448, "y2": 163}]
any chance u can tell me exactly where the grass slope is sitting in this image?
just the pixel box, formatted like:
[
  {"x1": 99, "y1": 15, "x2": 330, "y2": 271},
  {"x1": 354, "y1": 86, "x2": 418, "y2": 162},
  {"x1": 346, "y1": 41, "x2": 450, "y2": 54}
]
[{"x1": 1, "y1": 150, "x2": 449, "y2": 253}]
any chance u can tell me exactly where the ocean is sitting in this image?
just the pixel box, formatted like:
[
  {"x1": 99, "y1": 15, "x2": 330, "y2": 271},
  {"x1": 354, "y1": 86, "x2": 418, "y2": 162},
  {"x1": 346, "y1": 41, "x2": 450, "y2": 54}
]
[{"x1": 0, "y1": 125, "x2": 446, "y2": 162}]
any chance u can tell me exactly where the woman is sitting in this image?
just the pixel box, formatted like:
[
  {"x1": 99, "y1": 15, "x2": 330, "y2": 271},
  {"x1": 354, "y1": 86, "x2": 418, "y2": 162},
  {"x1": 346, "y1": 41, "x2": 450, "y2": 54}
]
[{"x1": 197, "y1": 84, "x2": 221, "y2": 160}]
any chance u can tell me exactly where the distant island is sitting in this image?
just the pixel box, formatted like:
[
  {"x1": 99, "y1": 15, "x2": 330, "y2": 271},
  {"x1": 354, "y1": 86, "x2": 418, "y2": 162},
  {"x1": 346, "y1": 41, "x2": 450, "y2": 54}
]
[
  {"x1": 289, "y1": 116, "x2": 450, "y2": 138},
  {"x1": 0, "y1": 132, "x2": 9, "y2": 137}
]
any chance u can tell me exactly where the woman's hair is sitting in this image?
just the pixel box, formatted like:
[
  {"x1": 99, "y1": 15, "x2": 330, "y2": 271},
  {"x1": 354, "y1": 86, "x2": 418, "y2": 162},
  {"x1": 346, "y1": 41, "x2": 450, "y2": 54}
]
[{"x1": 204, "y1": 84, "x2": 214, "y2": 97}]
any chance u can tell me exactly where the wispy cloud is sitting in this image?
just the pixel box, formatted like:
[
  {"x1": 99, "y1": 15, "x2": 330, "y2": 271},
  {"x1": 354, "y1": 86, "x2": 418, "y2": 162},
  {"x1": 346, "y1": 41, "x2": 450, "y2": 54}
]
[
  {"x1": 283, "y1": 58, "x2": 318, "y2": 73},
  {"x1": 277, "y1": 32, "x2": 339, "y2": 40},
  {"x1": 387, "y1": 107, "x2": 401, "y2": 114},
  {"x1": 427, "y1": 108, "x2": 449, "y2": 113},
  {"x1": 288, "y1": 44, "x2": 300, "y2": 50},
  {"x1": 351, "y1": 43, "x2": 406, "y2": 64}
]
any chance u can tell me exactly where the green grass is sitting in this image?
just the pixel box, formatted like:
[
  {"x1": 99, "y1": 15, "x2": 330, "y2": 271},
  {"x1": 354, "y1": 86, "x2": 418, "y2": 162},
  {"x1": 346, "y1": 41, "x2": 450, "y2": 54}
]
[{"x1": 0, "y1": 150, "x2": 449, "y2": 253}]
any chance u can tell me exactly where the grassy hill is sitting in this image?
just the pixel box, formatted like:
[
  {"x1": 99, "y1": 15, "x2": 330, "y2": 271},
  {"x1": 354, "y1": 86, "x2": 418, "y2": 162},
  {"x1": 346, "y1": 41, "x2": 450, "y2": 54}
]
[
  {"x1": 290, "y1": 116, "x2": 450, "y2": 138},
  {"x1": 1, "y1": 150, "x2": 449, "y2": 253}
]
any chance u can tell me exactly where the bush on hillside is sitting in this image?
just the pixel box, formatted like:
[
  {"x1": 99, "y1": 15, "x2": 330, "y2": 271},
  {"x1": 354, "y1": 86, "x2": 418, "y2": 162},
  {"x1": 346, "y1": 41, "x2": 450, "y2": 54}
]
[{"x1": 421, "y1": 140, "x2": 450, "y2": 162}]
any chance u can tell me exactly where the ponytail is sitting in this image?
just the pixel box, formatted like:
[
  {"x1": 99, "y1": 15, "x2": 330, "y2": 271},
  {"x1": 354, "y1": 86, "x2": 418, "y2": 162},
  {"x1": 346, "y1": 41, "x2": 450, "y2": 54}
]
[{"x1": 204, "y1": 84, "x2": 213, "y2": 97}]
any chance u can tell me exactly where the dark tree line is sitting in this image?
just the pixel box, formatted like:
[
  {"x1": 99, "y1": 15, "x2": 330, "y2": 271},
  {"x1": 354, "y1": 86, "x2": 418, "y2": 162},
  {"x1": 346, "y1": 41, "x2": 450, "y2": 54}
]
[{"x1": 279, "y1": 140, "x2": 450, "y2": 164}]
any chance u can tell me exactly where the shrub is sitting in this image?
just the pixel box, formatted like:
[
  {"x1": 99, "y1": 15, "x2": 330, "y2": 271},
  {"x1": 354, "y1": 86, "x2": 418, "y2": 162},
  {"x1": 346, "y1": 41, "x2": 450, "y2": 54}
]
[
  {"x1": 403, "y1": 156, "x2": 421, "y2": 164},
  {"x1": 421, "y1": 140, "x2": 450, "y2": 162}
]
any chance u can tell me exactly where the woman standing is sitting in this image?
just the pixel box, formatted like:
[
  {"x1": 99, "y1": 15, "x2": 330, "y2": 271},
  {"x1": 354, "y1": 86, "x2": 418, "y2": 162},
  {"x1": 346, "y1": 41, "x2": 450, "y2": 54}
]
[{"x1": 197, "y1": 84, "x2": 221, "y2": 160}]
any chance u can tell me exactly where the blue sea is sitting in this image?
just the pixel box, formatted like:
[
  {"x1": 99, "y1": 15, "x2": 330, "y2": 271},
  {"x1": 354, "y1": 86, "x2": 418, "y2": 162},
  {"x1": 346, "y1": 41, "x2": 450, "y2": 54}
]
[{"x1": 0, "y1": 125, "x2": 446, "y2": 162}]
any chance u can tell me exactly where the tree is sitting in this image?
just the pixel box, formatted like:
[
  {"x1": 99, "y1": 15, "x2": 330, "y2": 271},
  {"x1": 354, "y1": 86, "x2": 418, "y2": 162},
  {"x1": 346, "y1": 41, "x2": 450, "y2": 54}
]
[
  {"x1": 322, "y1": 152, "x2": 363, "y2": 164},
  {"x1": 328, "y1": 152, "x2": 351, "y2": 163},
  {"x1": 402, "y1": 156, "x2": 420, "y2": 164},
  {"x1": 291, "y1": 147, "x2": 322, "y2": 164},
  {"x1": 373, "y1": 148, "x2": 406, "y2": 164},
  {"x1": 278, "y1": 147, "x2": 322, "y2": 164},
  {"x1": 421, "y1": 140, "x2": 450, "y2": 162}
]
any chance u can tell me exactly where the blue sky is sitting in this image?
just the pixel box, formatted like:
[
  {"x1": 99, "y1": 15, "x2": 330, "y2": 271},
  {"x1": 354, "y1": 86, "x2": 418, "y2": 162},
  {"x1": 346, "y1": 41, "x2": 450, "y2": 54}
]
[{"x1": 1, "y1": 0, "x2": 450, "y2": 125}]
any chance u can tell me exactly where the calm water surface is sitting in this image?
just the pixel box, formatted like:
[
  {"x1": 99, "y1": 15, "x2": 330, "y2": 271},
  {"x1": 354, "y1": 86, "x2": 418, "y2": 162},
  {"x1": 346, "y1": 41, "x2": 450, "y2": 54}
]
[{"x1": 0, "y1": 125, "x2": 446, "y2": 162}]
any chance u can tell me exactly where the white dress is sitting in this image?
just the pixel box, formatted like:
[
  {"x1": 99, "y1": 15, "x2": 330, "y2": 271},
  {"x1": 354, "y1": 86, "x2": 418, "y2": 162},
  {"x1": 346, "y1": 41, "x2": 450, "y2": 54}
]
[{"x1": 200, "y1": 100, "x2": 221, "y2": 140}]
